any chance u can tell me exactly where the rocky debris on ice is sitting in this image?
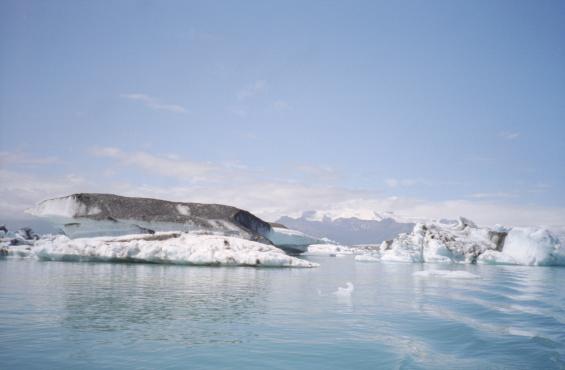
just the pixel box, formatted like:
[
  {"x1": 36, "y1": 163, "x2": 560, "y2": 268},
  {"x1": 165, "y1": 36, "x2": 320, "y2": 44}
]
[
  {"x1": 15, "y1": 227, "x2": 40, "y2": 241},
  {"x1": 31, "y1": 232, "x2": 318, "y2": 268},
  {"x1": 0, "y1": 226, "x2": 41, "y2": 249}
]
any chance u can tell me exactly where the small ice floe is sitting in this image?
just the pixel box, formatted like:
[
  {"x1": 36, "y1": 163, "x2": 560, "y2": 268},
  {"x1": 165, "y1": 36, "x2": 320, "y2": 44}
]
[
  {"x1": 303, "y1": 244, "x2": 353, "y2": 257},
  {"x1": 507, "y1": 327, "x2": 537, "y2": 338},
  {"x1": 333, "y1": 282, "x2": 355, "y2": 297},
  {"x1": 413, "y1": 270, "x2": 480, "y2": 279},
  {"x1": 354, "y1": 254, "x2": 380, "y2": 262}
]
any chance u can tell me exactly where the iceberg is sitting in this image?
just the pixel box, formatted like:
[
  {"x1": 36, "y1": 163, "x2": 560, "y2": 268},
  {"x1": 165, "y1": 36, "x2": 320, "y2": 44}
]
[
  {"x1": 381, "y1": 217, "x2": 564, "y2": 266},
  {"x1": 26, "y1": 194, "x2": 327, "y2": 253},
  {"x1": 32, "y1": 232, "x2": 318, "y2": 268},
  {"x1": 27, "y1": 193, "x2": 272, "y2": 241}
]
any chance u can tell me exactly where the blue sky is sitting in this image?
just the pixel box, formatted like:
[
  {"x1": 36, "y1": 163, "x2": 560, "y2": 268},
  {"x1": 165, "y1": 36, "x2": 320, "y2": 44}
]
[{"x1": 1, "y1": 0, "x2": 564, "y2": 225}]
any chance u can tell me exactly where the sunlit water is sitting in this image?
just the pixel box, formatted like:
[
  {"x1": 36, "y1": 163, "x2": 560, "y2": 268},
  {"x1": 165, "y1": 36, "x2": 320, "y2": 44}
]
[{"x1": 1, "y1": 257, "x2": 564, "y2": 369}]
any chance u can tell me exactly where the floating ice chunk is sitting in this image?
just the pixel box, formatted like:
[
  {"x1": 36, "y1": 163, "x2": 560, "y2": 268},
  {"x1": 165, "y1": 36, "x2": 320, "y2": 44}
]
[
  {"x1": 476, "y1": 250, "x2": 518, "y2": 265},
  {"x1": 32, "y1": 233, "x2": 318, "y2": 268},
  {"x1": 503, "y1": 228, "x2": 563, "y2": 266},
  {"x1": 333, "y1": 282, "x2": 354, "y2": 297},
  {"x1": 413, "y1": 270, "x2": 480, "y2": 279},
  {"x1": 381, "y1": 218, "x2": 509, "y2": 264},
  {"x1": 303, "y1": 244, "x2": 353, "y2": 256},
  {"x1": 478, "y1": 228, "x2": 564, "y2": 266},
  {"x1": 354, "y1": 254, "x2": 380, "y2": 262}
]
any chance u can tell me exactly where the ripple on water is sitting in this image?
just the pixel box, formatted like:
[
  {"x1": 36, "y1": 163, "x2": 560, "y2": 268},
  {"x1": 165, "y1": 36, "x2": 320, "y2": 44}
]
[{"x1": 0, "y1": 258, "x2": 564, "y2": 369}]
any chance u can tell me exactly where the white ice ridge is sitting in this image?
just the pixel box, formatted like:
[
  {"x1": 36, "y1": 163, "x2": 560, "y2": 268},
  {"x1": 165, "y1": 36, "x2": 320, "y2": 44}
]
[
  {"x1": 32, "y1": 233, "x2": 318, "y2": 268},
  {"x1": 413, "y1": 270, "x2": 480, "y2": 279}
]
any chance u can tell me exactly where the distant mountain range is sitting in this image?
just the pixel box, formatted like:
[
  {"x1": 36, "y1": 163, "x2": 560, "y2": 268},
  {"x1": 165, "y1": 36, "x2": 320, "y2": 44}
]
[{"x1": 276, "y1": 210, "x2": 415, "y2": 245}]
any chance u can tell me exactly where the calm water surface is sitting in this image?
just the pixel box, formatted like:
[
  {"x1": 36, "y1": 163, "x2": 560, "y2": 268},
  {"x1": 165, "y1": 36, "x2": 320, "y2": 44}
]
[{"x1": 1, "y1": 257, "x2": 564, "y2": 369}]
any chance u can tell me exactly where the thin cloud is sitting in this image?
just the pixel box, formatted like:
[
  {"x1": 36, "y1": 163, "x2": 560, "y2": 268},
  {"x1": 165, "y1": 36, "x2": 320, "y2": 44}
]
[
  {"x1": 230, "y1": 106, "x2": 248, "y2": 118},
  {"x1": 91, "y1": 147, "x2": 217, "y2": 182},
  {"x1": 470, "y1": 192, "x2": 516, "y2": 199},
  {"x1": 273, "y1": 99, "x2": 290, "y2": 111},
  {"x1": 120, "y1": 93, "x2": 187, "y2": 113},
  {"x1": 385, "y1": 178, "x2": 425, "y2": 188},
  {"x1": 236, "y1": 80, "x2": 267, "y2": 100},
  {"x1": 296, "y1": 164, "x2": 339, "y2": 181},
  {"x1": 498, "y1": 131, "x2": 520, "y2": 140},
  {"x1": 0, "y1": 151, "x2": 60, "y2": 166}
]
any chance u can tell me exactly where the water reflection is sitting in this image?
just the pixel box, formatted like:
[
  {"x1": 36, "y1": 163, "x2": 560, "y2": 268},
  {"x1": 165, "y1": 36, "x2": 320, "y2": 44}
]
[{"x1": 59, "y1": 263, "x2": 269, "y2": 345}]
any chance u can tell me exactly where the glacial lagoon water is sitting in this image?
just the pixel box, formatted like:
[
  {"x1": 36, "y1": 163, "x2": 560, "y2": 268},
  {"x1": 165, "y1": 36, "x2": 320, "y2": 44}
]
[{"x1": 1, "y1": 257, "x2": 564, "y2": 369}]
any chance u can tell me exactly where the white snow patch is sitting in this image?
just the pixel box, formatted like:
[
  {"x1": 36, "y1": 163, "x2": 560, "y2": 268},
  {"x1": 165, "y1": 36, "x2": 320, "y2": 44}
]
[
  {"x1": 176, "y1": 204, "x2": 191, "y2": 216},
  {"x1": 26, "y1": 195, "x2": 101, "y2": 218}
]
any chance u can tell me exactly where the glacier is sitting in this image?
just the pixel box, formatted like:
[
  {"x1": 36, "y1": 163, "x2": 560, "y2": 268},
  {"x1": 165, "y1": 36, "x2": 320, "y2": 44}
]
[{"x1": 9, "y1": 232, "x2": 318, "y2": 268}]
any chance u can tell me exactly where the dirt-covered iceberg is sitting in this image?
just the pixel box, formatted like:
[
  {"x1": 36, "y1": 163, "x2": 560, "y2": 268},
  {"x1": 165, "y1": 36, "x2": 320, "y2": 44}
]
[{"x1": 26, "y1": 193, "x2": 324, "y2": 253}]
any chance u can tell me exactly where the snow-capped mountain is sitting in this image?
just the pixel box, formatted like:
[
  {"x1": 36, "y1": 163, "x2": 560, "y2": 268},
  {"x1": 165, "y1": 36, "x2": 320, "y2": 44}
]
[{"x1": 276, "y1": 210, "x2": 415, "y2": 245}]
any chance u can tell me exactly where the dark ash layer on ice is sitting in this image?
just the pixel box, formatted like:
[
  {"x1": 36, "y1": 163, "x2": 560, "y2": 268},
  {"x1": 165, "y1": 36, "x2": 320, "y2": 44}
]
[{"x1": 26, "y1": 193, "x2": 323, "y2": 253}]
